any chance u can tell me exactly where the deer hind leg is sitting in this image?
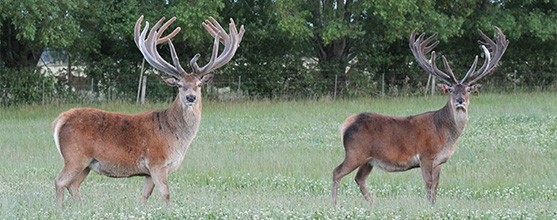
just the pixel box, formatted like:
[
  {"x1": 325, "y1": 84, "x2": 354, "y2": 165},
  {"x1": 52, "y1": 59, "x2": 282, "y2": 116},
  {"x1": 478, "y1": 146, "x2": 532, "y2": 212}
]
[
  {"x1": 150, "y1": 168, "x2": 170, "y2": 206},
  {"x1": 142, "y1": 176, "x2": 155, "y2": 204},
  {"x1": 55, "y1": 163, "x2": 89, "y2": 206},
  {"x1": 355, "y1": 163, "x2": 374, "y2": 204},
  {"x1": 332, "y1": 150, "x2": 368, "y2": 206},
  {"x1": 67, "y1": 167, "x2": 91, "y2": 203}
]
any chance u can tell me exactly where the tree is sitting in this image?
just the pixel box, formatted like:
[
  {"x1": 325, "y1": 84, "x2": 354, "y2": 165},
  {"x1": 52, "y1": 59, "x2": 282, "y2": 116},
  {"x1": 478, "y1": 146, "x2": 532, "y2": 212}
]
[
  {"x1": 0, "y1": 0, "x2": 81, "y2": 68},
  {"x1": 274, "y1": 0, "x2": 467, "y2": 95},
  {"x1": 275, "y1": 0, "x2": 364, "y2": 94},
  {"x1": 68, "y1": 0, "x2": 226, "y2": 101},
  {"x1": 431, "y1": 0, "x2": 557, "y2": 88},
  {"x1": 211, "y1": 0, "x2": 312, "y2": 98},
  {"x1": 474, "y1": 0, "x2": 557, "y2": 87}
]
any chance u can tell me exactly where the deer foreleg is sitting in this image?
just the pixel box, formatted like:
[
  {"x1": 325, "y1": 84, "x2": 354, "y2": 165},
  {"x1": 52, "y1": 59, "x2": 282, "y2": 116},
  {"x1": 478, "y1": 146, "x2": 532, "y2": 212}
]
[
  {"x1": 142, "y1": 176, "x2": 155, "y2": 204},
  {"x1": 430, "y1": 165, "x2": 442, "y2": 203},
  {"x1": 151, "y1": 168, "x2": 171, "y2": 206},
  {"x1": 419, "y1": 159, "x2": 442, "y2": 204}
]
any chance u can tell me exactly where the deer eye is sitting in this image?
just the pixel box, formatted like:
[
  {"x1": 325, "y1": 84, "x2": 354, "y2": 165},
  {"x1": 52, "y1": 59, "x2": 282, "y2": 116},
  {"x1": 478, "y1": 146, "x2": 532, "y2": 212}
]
[{"x1": 177, "y1": 84, "x2": 192, "y2": 90}]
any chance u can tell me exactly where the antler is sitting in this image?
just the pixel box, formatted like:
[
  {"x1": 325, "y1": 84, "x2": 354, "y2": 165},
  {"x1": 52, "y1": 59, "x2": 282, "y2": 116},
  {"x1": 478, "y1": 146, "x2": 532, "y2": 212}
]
[
  {"x1": 135, "y1": 16, "x2": 245, "y2": 77},
  {"x1": 190, "y1": 17, "x2": 245, "y2": 74},
  {"x1": 460, "y1": 27, "x2": 509, "y2": 85},
  {"x1": 409, "y1": 30, "x2": 458, "y2": 85},
  {"x1": 134, "y1": 15, "x2": 185, "y2": 78},
  {"x1": 410, "y1": 27, "x2": 509, "y2": 86}
]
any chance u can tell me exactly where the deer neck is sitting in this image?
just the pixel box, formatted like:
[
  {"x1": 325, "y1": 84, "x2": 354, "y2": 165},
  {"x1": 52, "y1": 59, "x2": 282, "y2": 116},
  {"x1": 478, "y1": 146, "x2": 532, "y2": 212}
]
[
  {"x1": 434, "y1": 102, "x2": 468, "y2": 142},
  {"x1": 159, "y1": 95, "x2": 203, "y2": 144}
]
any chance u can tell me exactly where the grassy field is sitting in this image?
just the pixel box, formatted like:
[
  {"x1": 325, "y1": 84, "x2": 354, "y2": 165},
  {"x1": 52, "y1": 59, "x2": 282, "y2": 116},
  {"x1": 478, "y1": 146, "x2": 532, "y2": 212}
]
[{"x1": 0, "y1": 92, "x2": 556, "y2": 219}]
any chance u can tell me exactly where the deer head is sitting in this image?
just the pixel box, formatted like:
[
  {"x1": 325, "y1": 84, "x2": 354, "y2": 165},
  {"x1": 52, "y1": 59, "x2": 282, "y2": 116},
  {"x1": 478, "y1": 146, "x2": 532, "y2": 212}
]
[{"x1": 409, "y1": 28, "x2": 509, "y2": 113}]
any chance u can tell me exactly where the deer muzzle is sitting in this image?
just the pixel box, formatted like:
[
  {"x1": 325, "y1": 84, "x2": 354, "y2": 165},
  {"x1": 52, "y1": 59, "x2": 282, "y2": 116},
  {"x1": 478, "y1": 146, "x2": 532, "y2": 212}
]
[
  {"x1": 455, "y1": 97, "x2": 466, "y2": 110},
  {"x1": 185, "y1": 95, "x2": 197, "y2": 106}
]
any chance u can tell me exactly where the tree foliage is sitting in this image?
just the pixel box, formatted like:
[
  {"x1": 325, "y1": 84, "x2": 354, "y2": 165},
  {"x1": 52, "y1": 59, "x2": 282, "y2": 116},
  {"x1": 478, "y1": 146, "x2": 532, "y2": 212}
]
[{"x1": 0, "y1": 0, "x2": 556, "y2": 105}]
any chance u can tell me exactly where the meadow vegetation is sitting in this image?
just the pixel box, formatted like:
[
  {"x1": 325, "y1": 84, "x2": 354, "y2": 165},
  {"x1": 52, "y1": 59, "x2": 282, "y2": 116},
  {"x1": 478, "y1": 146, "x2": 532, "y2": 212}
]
[{"x1": 0, "y1": 92, "x2": 555, "y2": 219}]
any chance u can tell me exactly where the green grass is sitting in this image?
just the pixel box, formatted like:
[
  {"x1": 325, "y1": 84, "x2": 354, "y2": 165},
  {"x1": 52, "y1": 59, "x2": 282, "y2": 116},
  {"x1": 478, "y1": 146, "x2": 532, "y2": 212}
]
[{"x1": 0, "y1": 93, "x2": 556, "y2": 219}]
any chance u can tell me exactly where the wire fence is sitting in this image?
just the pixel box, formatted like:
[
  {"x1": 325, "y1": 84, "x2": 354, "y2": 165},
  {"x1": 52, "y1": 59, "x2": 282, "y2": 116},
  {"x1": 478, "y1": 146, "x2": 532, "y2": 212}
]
[{"x1": 1, "y1": 68, "x2": 555, "y2": 107}]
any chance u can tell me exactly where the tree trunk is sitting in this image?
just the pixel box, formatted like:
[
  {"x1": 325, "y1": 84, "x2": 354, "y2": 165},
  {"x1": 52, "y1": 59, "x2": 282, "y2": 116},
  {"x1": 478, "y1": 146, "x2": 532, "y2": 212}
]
[{"x1": 0, "y1": 21, "x2": 42, "y2": 69}]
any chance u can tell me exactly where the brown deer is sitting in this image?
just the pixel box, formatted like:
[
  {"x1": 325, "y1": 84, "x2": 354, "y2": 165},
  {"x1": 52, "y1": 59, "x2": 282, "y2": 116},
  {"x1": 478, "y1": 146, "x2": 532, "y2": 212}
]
[
  {"x1": 332, "y1": 28, "x2": 508, "y2": 205},
  {"x1": 52, "y1": 15, "x2": 244, "y2": 206}
]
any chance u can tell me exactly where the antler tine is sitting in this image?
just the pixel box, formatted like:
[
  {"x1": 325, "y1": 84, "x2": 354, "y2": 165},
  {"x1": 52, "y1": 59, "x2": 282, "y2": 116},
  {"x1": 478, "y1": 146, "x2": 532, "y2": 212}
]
[
  {"x1": 167, "y1": 39, "x2": 187, "y2": 74},
  {"x1": 156, "y1": 17, "x2": 181, "y2": 44},
  {"x1": 189, "y1": 17, "x2": 222, "y2": 73},
  {"x1": 154, "y1": 17, "x2": 187, "y2": 74},
  {"x1": 135, "y1": 17, "x2": 179, "y2": 77},
  {"x1": 192, "y1": 17, "x2": 245, "y2": 74},
  {"x1": 440, "y1": 55, "x2": 457, "y2": 81},
  {"x1": 421, "y1": 33, "x2": 439, "y2": 54},
  {"x1": 460, "y1": 45, "x2": 490, "y2": 84},
  {"x1": 135, "y1": 17, "x2": 171, "y2": 74},
  {"x1": 484, "y1": 27, "x2": 508, "y2": 73},
  {"x1": 189, "y1": 54, "x2": 201, "y2": 72},
  {"x1": 460, "y1": 55, "x2": 480, "y2": 83},
  {"x1": 430, "y1": 52, "x2": 458, "y2": 83},
  {"x1": 134, "y1": 16, "x2": 186, "y2": 78},
  {"x1": 212, "y1": 18, "x2": 245, "y2": 69},
  {"x1": 409, "y1": 29, "x2": 457, "y2": 85},
  {"x1": 462, "y1": 27, "x2": 509, "y2": 85}
]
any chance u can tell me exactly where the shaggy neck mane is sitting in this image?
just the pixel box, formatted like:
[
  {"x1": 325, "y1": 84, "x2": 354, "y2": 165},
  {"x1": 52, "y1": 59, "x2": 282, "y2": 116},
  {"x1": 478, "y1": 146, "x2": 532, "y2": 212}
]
[
  {"x1": 433, "y1": 102, "x2": 468, "y2": 142},
  {"x1": 154, "y1": 95, "x2": 202, "y2": 141}
]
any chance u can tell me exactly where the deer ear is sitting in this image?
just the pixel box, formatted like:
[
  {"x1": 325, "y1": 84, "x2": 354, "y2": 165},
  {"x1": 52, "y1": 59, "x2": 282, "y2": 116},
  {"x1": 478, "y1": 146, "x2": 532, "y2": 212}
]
[
  {"x1": 470, "y1": 84, "x2": 482, "y2": 90},
  {"x1": 200, "y1": 74, "x2": 214, "y2": 85},
  {"x1": 162, "y1": 76, "x2": 180, "y2": 87},
  {"x1": 437, "y1": 83, "x2": 450, "y2": 94},
  {"x1": 470, "y1": 84, "x2": 482, "y2": 96}
]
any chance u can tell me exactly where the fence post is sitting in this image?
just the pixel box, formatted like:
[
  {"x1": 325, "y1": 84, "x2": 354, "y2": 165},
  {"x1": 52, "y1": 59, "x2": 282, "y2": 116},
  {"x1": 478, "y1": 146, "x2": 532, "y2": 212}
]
[
  {"x1": 425, "y1": 74, "x2": 435, "y2": 96},
  {"x1": 136, "y1": 59, "x2": 145, "y2": 104},
  {"x1": 141, "y1": 76, "x2": 147, "y2": 104},
  {"x1": 381, "y1": 72, "x2": 385, "y2": 96},
  {"x1": 425, "y1": 74, "x2": 431, "y2": 95},
  {"x1": 237, "y1": 75, "x2": 241, "y2": 93},
  {"x1": 333, "y1": 74, "x2": 338, "y2": 100},
  {"x1": 430, "y1": 76, "x2": 435, "y2": 96},
  {"x1": 42, "y1": 79, "x2": 45, "y2": 105}
]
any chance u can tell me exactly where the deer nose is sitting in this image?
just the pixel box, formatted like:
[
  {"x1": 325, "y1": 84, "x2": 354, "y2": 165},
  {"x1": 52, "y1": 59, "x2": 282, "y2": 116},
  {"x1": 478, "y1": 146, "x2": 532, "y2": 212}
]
[
  {"x1": 185, "y1": 95, "x2": 197, "y2": 103},
  {"x1": 456, "y1": 97, "x2": 465, "y2": 104}
]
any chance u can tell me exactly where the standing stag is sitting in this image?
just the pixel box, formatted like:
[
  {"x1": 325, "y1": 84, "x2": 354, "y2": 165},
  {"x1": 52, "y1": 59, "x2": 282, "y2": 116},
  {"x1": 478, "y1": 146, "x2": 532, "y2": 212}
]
[
  {"x1": 332, "y1": 28, "x2": 508, "y2": 205},
  {"x1": 52, "y1": 15, "x2": 244, "y2": 206}
]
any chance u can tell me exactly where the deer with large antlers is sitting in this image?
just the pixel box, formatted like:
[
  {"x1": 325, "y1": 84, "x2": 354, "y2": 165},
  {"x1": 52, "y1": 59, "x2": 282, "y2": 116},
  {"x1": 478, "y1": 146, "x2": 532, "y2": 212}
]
[
  {"x1": 52, "y1": 16, "x2": 244, "y2": 206},
  {"x1": 332, "y1": 28, "x2": 508, "y2": 205}
]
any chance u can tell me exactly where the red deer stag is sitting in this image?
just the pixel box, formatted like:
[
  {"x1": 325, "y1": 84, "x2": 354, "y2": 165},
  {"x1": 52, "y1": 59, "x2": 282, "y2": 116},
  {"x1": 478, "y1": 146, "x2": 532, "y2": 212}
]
[
  {"x1": 52, "y1": 15, "x2": 244, "y2": 206},
  {"x1": 332, "y1": 28, "x2": 508, "y2": 205}
]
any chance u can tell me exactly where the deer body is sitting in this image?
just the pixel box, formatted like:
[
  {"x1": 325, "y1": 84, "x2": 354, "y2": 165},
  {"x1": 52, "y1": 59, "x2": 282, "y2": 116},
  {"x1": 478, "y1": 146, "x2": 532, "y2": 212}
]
[
  {"x1": 332, "y1": 28, "x2": 508, "y2": 205},
  {"x1": 53, "y1": 16, "x2": 244, "y2": 207},
  {"x1": 341, "y1": 103, "x2": 467, "y2": 173},
  {"x1": 53, "y1": 98, "x2": 201, "y2": 178}
]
